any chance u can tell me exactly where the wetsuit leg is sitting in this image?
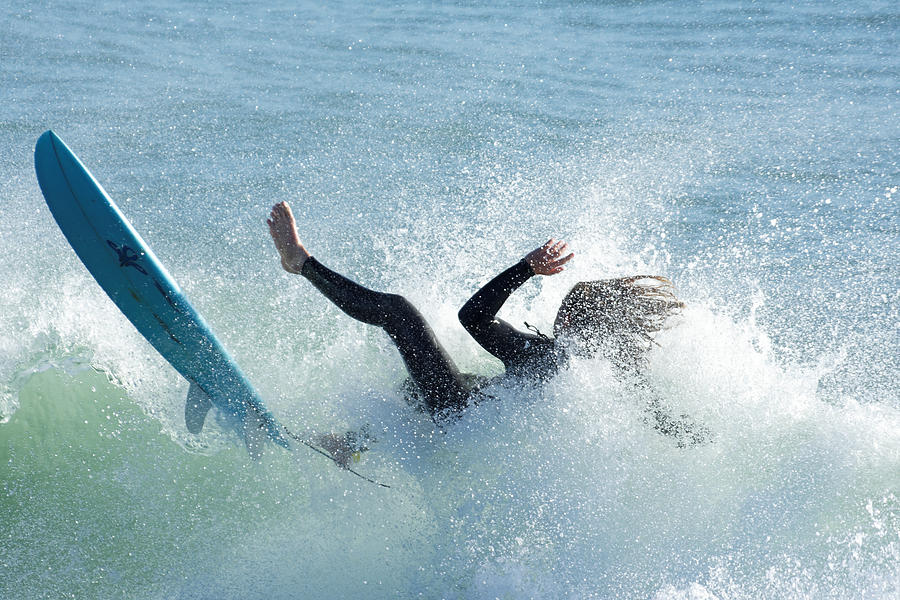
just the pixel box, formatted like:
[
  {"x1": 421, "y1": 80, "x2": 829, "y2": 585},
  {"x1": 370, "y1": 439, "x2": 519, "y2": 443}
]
[{"x1": 301, "y1": 257, "x2": 470, "y2": 414}]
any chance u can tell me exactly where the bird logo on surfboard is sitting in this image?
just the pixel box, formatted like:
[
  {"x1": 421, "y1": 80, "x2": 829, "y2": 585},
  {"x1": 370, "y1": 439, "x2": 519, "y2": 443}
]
[{"x1": 107, "y1": 240, "x2": 148, "y2": 274}]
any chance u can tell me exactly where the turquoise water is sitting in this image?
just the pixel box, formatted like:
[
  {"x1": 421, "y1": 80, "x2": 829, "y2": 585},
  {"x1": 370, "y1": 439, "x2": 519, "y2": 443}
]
[{"x1": 2, "y1": 1, "x2": 898, "y2": 598}]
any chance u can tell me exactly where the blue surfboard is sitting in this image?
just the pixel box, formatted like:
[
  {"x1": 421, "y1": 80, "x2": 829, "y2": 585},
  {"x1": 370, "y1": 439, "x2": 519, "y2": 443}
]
[{"x1": 34, "y1": 130, "x2": 289, "y2": 458}]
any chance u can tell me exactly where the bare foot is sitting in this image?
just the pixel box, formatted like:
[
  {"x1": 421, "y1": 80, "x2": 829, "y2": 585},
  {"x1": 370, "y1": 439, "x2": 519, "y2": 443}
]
[{"x1": 267, "y1": 201, "x2": 310, "y2": 274}]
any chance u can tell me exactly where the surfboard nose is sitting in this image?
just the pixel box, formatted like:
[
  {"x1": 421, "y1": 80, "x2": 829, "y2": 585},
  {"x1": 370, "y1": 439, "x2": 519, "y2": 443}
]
[
  {"x1": 34, "y1": 130, "x2": 73, "y2": 197},
  {"x1": 35, "y1": 129, "x2": 60, "y2": 157}
]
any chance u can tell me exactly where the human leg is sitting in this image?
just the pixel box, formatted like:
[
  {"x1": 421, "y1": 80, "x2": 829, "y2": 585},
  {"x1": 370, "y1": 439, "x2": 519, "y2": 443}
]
[
  {"x1": 268, "y1": 202, "x2": 470, "y2": 414},
  {"x1": 301, "y1": 257, "x2": 470, "y2": 414}
]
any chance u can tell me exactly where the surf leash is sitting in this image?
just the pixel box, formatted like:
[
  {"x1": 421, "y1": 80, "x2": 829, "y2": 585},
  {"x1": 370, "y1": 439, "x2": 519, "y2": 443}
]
[{"x1": 281, "y1": 425, "x2": 391, "y2": 488}]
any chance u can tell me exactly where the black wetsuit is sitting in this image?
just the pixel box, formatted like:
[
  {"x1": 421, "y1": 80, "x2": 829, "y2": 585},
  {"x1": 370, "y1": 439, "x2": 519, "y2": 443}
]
[
  {"x1": 301, "y1": 257, "x2": 555, "y2": 416},
  {"x1": 303, "y1": 256, "x2": 709, "y2": 446},
  {"x1": 457, "y1": 260, "x2": 562, "y2": 381}
]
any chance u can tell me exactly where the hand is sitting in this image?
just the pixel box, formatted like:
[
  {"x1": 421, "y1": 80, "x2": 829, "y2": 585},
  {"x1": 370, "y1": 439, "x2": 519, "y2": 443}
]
[
  {"x1": 313, "y1": 433, "x2": 353, "y2": 469},
  {"x1": 524, "y1": 239, "x2": 574, "y2": 276}
]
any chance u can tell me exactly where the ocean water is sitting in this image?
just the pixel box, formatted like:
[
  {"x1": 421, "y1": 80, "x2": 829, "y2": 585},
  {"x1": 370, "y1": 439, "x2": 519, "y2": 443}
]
[{"x1": 1, "y1": 0, "x2": 898, "y2": 598}]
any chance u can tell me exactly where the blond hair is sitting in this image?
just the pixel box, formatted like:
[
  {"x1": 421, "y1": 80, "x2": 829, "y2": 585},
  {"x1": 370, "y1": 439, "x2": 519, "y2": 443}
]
[{"x1": 554, "y1": 275, "x2": 684, "y2": 366}]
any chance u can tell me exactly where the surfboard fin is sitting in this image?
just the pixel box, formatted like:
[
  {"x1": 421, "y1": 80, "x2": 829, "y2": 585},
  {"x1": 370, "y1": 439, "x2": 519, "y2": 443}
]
[
  {"x1": 185, "y1": 381, "x2": 213, "y2": 434},
  {"x1": 243, "y1": 405, "x2": 266, "y2": 460}
]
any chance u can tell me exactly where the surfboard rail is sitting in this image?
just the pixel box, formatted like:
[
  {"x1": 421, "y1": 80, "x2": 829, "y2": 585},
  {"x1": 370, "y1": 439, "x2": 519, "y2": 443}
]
[{"x1": 34, "y1": 129, "x2": 289, "y2": 455}]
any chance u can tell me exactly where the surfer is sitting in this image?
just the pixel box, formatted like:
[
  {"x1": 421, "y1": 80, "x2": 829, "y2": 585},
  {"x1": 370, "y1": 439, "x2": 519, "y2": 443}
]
[{"x1": 268, "y1": 201, "x2": 707, "y2": 446}]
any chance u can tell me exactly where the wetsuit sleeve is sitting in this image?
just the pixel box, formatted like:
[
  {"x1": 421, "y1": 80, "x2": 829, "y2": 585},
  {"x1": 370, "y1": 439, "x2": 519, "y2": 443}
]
[{"x1": 458, "y1": 259, "x2": 546, "y2": 365}]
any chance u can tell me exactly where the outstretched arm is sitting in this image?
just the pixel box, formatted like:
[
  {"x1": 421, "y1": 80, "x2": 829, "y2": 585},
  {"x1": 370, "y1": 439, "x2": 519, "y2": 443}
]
[
  {"x1": 460, "y1": 239, "x2": 573, "y2": 325},
  {"x1": 458, "y1": 240, "x2": 573, "y2": 364},
  {"x1": 637, "y1": 375, "x2": 711, "y2": 448},
  {"x1": 646, "y1": 400, "x2": 711, "y2": 448}
]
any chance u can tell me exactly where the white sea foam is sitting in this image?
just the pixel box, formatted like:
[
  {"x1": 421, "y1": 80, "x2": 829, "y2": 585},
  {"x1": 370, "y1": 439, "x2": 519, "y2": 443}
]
[{"x1": 2, "y1": 0, "x2": 897, "y2": 597}]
